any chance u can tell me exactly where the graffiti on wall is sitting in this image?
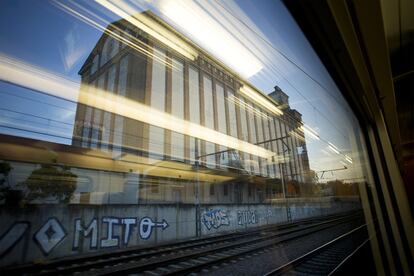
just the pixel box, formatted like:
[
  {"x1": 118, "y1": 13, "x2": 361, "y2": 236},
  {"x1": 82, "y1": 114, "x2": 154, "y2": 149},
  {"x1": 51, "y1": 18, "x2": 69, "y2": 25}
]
[
  {"x1": 264, "y1": 208, "x2": 274, "y2": 219},
  {"x1": 201, "y1": 209, "x2": 230, "y2": 230},
  {"x1": 139, "y1": 217, "x2": 169, "y2": 239},
  {"x1": 0, "y1": 222, "x2": 30, "y2": 257},
  {"x1": 0, "y1": 216, "x2": 169, "y2": 257},
  {"x1": 35, "y1": 217, "x2": 67, "y2": 254},
  {"x1": 237, "y1": 210, "x2": 258, "y2": 226},
  {"x1": 73, "y1": 216, "x2": 168, "y2": 249}
]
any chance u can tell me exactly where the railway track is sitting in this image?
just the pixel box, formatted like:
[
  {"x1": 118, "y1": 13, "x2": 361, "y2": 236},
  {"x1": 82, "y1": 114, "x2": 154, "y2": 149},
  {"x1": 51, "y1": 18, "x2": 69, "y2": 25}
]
[
  {"x1": 264, "y1": 223, "x2": 369, "y2": 276},
  {"x1": 4, "y1": 211, "x2": 363, "y2": 275}
]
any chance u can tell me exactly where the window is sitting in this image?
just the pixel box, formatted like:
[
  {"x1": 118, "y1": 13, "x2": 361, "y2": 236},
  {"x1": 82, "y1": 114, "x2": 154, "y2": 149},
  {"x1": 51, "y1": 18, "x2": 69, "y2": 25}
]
[
  {"x1": 223, "y1": 184, "x2": 229, "y2": 196},
  {"x1": 189, "y1": 67, "x2": 200, "y2": 164},
  {"x1": 170, "y1": 58, "x2": 185, "y2": 161},
  {"x1": 215, "y1": 83, "x2": 228, "y2": 167},
  {"x1": 112, "y1": 55, "x2": 129, "y2": 157},
  {"x1": 203, "y1": 76, "x2": 214, "y2": 129},
  {"x1": 203, "y1": 76, "x2": 216, "y2": 168},
  {"x1": 148, "y1": 48, "x2": 166, "y2": 160},
  {"x1": 151, "y1": 184, "x2": 159, "y2": 194},
  {"x1": 227, "y1": 89, "x2": 238, "y2": 138},
  {"x1": 101, "y1": 65, "x2": 116, "y2": 151},
  {"x1": 101, "y1": 34, "x2": 119, "y2": 66},
  {"x1": 209, "y1": 183, "x2": 215, "y2": 196},
  {"x1": 0, "y1": 1, "x2": 382, "y2": 273},
  {"x1": 188, "y1": 67, "x2": 200, "y2": 124},
  {"x1": 91, "y1": 54, "x2": 99, "y2": 75},
  {"x1": 215, "y1": 83, "x2": 227, "y2": 134}
]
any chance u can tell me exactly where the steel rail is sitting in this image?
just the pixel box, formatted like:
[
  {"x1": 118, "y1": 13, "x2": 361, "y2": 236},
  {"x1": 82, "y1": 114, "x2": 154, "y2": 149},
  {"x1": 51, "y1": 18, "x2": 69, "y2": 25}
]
[
  {"x1": 163, "y1": 215, "x2": 363, "y2": 276},
  {"x1": 328, "y1": 238, "x2": 371, "y2": 276},
  {"x1": 263, "y1": 223, "x2": 367, "y2": 275},
  {"x1": 88, "y1": 214, "x2": 362, "y2": 275}
]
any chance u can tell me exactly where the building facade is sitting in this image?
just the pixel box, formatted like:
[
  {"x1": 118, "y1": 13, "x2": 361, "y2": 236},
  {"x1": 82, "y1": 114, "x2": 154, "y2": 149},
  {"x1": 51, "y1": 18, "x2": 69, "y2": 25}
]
[{"x1": 72, "y1": 13, "x2": 311, "y2": 205}]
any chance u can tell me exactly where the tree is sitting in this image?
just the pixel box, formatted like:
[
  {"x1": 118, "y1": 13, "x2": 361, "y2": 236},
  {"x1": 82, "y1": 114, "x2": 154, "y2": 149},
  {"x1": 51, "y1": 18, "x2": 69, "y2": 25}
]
[
  {"x1": 0, "y1": 162, "x2": 12, "y2": 201},
  {"x1": 287, "y1": 179, "x2": 300, "y2": 196},
  {"x1": 24, "y1": 164, "x2": 77, "y2": 203}
]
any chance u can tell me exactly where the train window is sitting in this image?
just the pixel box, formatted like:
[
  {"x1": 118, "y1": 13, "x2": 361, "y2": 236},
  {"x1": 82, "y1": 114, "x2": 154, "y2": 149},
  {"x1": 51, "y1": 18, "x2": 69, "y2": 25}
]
[{"x1": 0, "y1": 0, "x2": 378, "y2": 274}]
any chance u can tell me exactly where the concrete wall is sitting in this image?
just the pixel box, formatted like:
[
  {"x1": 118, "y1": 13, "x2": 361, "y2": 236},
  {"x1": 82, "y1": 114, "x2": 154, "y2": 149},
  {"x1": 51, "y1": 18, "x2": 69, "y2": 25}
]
[
  {"x1": 199, "y1": 197, "x2": 360, "y2": 235},
  {"x1": 0, "y1": 197, "x2": 361, "y2": 267}
]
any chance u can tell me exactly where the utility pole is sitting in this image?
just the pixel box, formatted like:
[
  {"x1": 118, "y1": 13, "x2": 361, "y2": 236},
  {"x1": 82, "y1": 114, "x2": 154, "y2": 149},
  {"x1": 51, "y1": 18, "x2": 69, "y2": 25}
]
[
  {"x1": 278, "y1": 137, "x2": 292, "y2": 222},
  {"x1": 193, "y1": 135, "x2": 292, "y2": 230},
  {"x1": 317, "y1": 166, "x2": 348, "y2": 180},
  {"x1": 258, "y1": 135, "x2": 292, "y2": 222},
  {"x1": 194, "y1": 138, "x2": 201, "y2": 237}
]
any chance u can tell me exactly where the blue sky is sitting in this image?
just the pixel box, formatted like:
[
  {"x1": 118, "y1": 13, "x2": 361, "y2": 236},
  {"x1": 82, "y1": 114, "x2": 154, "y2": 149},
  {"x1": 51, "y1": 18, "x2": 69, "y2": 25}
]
[{"x1": 0, "y1": 0, "x2": 99, "y2": 144}]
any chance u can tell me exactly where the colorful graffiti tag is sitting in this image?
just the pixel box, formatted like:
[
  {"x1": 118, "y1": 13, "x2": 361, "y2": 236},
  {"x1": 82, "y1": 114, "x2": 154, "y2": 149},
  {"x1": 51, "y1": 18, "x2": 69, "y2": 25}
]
[{"x1": 201, "y1": 209, "x2": 230, "y2": 230}]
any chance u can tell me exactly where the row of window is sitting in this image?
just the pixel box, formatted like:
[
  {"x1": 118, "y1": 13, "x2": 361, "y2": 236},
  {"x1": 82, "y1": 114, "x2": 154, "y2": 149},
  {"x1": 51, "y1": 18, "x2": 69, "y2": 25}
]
[{"x1": 76, "y1": 39, "x2": 307, "y2": 184}]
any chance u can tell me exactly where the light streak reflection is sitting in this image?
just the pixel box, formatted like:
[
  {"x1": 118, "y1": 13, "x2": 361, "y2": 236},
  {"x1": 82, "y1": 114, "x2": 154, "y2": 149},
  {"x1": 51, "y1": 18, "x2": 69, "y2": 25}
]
[
  {"x1": 227, "y1": 94, "x2": 271, "y2": 121},
  {"x1": 299, "y1": 124, "x2": 320, "y2": 140},
  {"x1": 95, "y1": 0, "x2": 198, "y2": 61},
  {"x1": 239, "y1": 85, "x2": 283, "y2": 116},
  {"x1": 54, "y1": 1, "x2": 178, "y2": 71},
  {"x1": 328, "y1": 142, "x2": 340, "y2": 154},
  {"x1": 156, "y1": 0, "x2": 262, "y2": 78},
  {"x1": 0, "y1": 55, "x2": 275, "y2": 160}
]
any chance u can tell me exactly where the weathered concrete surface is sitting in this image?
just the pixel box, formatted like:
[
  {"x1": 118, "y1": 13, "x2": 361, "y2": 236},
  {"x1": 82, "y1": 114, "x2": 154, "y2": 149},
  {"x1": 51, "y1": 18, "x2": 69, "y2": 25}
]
[
  {"x1": 0, "y1": 197, "x2": 360, "y2": 267},
  {"x1": 199, "y1": 197, "x2": 360, "y2": 235}
]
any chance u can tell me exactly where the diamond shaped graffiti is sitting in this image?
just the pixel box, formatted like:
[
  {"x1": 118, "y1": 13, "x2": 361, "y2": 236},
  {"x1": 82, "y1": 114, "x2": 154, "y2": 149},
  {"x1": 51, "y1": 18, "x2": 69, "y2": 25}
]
[{"x1": 34, "y1": 218, "x2": 66, "y2": 255}]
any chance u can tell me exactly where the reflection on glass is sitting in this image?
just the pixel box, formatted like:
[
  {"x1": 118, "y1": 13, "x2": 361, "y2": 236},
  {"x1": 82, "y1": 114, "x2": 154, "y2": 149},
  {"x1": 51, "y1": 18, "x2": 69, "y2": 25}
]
[
  {"x1": 203, "y1": 76, "x2": 214, "y2": 129},
  {"x1": 0, "y1": 0, "x2": 374, "y2": 270},
  {"x1": 149, "y1": 48, "x2": 166, "y2": 160},
  {"x1": 101, "y1": 64, "x2": 116, "y2": 152},
  {"x1": 171, "y1": 59, "x2": 184, "y2": 161},
  {"x1": 189, "y1": 66, "x2": 200, "y2": 164},
  {"x1": 216, "y1": 83, "x2": 227, "y2": 134}
]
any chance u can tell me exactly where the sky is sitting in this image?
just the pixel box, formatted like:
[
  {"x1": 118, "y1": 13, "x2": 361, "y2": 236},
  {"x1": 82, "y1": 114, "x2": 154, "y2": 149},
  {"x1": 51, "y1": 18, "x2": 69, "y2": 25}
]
[{"x1": 0, "y1": 0, "x2": 367, "y2": 183}]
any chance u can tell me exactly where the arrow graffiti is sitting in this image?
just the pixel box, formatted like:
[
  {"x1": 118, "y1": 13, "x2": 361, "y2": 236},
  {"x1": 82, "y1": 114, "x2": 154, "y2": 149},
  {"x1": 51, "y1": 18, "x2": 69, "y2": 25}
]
[
  {"x1": 139, "y1": 217, "x2": 169, "y2": 239},
  {"x1": 0, "y1": 216, "x2": 170, "y2": 259}
]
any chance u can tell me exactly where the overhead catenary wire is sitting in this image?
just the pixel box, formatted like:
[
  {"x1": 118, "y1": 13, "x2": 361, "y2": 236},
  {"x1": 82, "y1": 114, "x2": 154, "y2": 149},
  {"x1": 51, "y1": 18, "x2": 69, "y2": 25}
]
[
  {"x1": 0, "y1": 107, "x2": 74, "y2": 126},
  {"x1": 211, "y1": 0, "x2": 350, "y2": 140},
  {"x1": 0, "y1": 90, "x2": 75, "y2": 113}
]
